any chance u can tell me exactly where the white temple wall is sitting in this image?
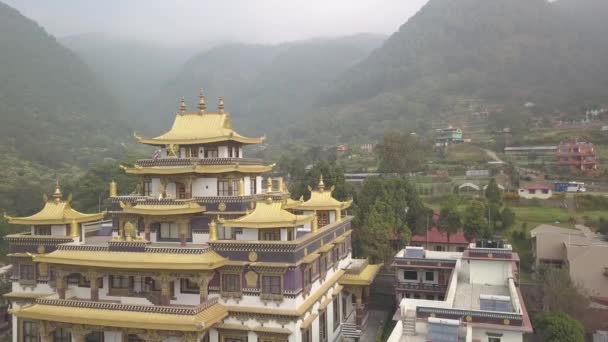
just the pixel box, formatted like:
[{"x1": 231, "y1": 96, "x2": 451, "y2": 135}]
[
  {"x1": 218, "y1": 146, "x2": 229, "y2": 158},
  {"x1": 165, "y1": 183, "x2": 176, "y2": 198},
  {"x1": 471, "y1": 328, "x2": 522, "y2": 342},
  {"x1": 151, "y1": 178, "x2": 161, "y2": 196},
  {"x1": 329, "y1": 211, "x2": 336, "y2": 224},
  {"x1": 51, "y1": 224, "x2": 67, "y2": 236},
  {"x1": 281, "y1": 228, "x2": 289, "y2": 241},
  {"x1": 192, "y1": 177, "x2": 217, "y2": 197},
  {"x1": 103, "y1": 331, "x2": 123, "y2": 342},
  {"x1": 244, "y1": 176, "x2": 252, "y2": 195},
  {"x1": 192, "y1": 232, "x2": 209, "y2": 244},
  {"x1": 238, "y1": 228, "x2": 258, "y2": 240},
  {"x1": 256, "y1": 176, "x2": 263, "y2": 194},
  {"x1": 12, "y1": 282, "x2": 53, "y2": 294}
]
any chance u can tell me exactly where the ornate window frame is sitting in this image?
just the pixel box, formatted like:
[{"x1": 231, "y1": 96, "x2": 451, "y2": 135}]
[{"x1": 220, "y1": 267, "x2": 243, "y2": 299}]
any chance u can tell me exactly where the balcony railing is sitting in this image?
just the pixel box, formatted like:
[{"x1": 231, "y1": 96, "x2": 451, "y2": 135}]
[
  {"x1": 396, "y1": 282, "x2": 448, "y2": 293},
  {"x1": 135, "y1": 157, "x2": 266, "y2": 167},
  {"x1": 35, "y1": 296, "x2": 220, "y2": 315}
]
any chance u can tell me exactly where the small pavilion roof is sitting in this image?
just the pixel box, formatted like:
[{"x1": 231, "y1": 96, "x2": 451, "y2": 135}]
[
  {"x1": 135, "y1": 96, "x2": 264, "y2": 146},
  {"x1": 5, "y1": 182, "x2": 104, "y2": 225},
  {"x1": 221, "y1": 197, "x2": 314, "y2": 229},
  {"x1": 339, "y1": 259, "x2": 381, "y2": 286},
  {"x1": 294, "y1": 176, "x2": 352, "y2": 211}
]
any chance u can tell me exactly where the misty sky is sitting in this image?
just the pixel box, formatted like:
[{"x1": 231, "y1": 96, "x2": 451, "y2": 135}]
[{"x1": 4, "y1": 0, "x2": 429, "y2": 45}]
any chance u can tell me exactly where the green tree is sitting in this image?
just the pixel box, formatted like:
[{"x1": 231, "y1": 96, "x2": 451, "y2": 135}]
[
  {"x1": 533, "y1": 312, "x2": 585, "y2": 342},
  {"x1": 462, "y1": 200, "x2": 488, "y2": 240},
  {"x1": 500, "y1": 207, "x2": 516, "y2": 230},
  {"x1": 377, "y1": 132, "x2": 430, "y2": 174},
  {"x1": 439, "y1": 202, "x2": 462, "y2": 245},
  {"x1": 539, "y1": 267, "x2": 590, "y2": 318},
  {"x1": 360, "y1": 199, "x2": 395, "y2": 263},
  {"x1": 289, "y1": 160, "x2": 353, "y2": 202},
  {"x1": 485, "y1": 178, "x2": 502, "y2": 204}
]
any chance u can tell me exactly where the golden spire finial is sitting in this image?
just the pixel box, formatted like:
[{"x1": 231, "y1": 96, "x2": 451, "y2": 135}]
[
  {"x1": 53, "y1": 179, "x2": 62, "y2": 201},
  {"x1": 318, "y1": 175, "x2": 325, "y2": 191},
  {"x1": 198, "y1": 89, "x2": 206, "y2": 114},
  {"x1": 109, "y1": 180, "x2": 118, "y2": 198},
  {"x1": 218, "y1": 97, "x2": 225, "y2": 114},
  {"x1": 179, "y1": 97, "x2": 187, "y2": 113}
]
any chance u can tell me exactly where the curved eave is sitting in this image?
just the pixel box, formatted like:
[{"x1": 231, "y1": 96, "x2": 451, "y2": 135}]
[
  {"x1": 294, "y1": 200, "x2": 353, "y2": 211},
  {"x1": 6, "y1": 212, "x2": 105, "y2": 226},
  {"x1": 222, "y1": 216, "x2": 313, "y2": 229},
  {"x1": 115, "y1": 207, "x2": 206, "y2": 216},
  {"x1": 11, "y1": 303, "x2": 227, "y2": 332},
  {"x1": 338, "y1": 264, "x2": 382, "y2": 286},
  {"x1": 123, "y1": 164, "x2": 274, "y2": 175},
  {"x1": 136, "y1": 135, "x2": 265, "y2": 146},
  {"x1": 33, "y1": 250, "x2": 227, "y2": 270}
]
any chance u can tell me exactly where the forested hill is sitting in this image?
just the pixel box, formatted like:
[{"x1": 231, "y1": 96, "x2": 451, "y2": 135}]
[
  {"x1": 150, "y1": 34, "x2": 386, "y2": 137},
  {"x1": 0, "y1": 2, "x2": 132, "y2": 215},
  {"x1": 295, "y1": 0, "x2": 608, "y2": 143}
]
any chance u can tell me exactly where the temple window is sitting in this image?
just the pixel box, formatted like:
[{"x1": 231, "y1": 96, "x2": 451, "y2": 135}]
[
  {"x1": 301, "y1": 328, "x2": 312, "y2": 342},
  {"x1": 142, "y1": 179, "x2": 152, "y2": 196},
  {"x1": 250, "y1": 176, "x2": 257, "y2": 195},
  {"x1": 22, "y1": 321, "x2": 38, "y2": 342},
  {"x1": 109, "y1": 275, "x2": 132, "y2": 296},
  {"x1": 159, "y1": 222, "x2": 179, "y2": 241},
  {"x1": 180, "y1": 278, "x2": 199, "y2": 294},
  {"x1": 319, "y1": 309, "x2": 328, "y2": 342},
  {"x1": 319, "y1": 254, "x2": 328, "y2": 278},
  {"x1": 19, "y1": 263, "x2": 35, "y2": 283},
  {"x1": 186, "y1": 146, "x2": 199, "y2": 158},
  {"x1": 176, "y1": 182, "x2": 188, "y2": 199},
  {"x1": 204, "y1": 147, "x2": 218, "y2": 158},
  {"x1": 259, "y1": 335, "x2": 288, "y2": 342},
  {"x1": 259, "y1": 228, "x2": 281, "y2": 241},
  {"x1": 333, "y1": 296, "x2": 340, "y2": 330},
  {"x1": 53, "y1": 327, "x2": 71, "y2": 342},
  {"x1": 220, "y1": 333, "x2": 247, "y2": 342},
  {"x1": 303, "y1": 266, "x2": 313, "y2": 289},
  {"x1": 34, "y1": 225, "x2": 51, "y2": 235},
  {"x1": 261, "y1": 275, "x2": 282, "y2": 296},
  {"x1": 218, "y1": 178, "x2": 238, "y2": 196},
  {"x1": 127, "y1": 335, "x2": 145, "y2": 342},
  {"x1": 79, "y1": 275, "x2": 103, "y2": 288},
  {"x1": 85, "y1": 331, "x2": 104, "y2": 342},
  {"x1": 318, "y1": 212, "x2": 330, "y2": 227},
  {"x1": 221, "y1": 273, "x2": 241, "y2": 294}
]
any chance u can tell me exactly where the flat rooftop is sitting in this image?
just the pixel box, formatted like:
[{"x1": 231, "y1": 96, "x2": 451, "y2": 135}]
[{"x1": 453, "y1": 283, "x2": 510, "y2": 311}]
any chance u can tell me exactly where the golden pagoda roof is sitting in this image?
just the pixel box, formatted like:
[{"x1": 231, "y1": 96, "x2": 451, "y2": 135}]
[
  {"x1": 5, "y1": 182, "x2": 104, "y2": 225},
  {"x1": 116, "y1": 200, "x2": 206, "y2": 216},
  {"x1": 135, "y1": 107, "x2": 265, "y2": 146},
  {"x1": 338, "y1": 263, "x2": 381, "y2": 286},
  {"x1": 11, "y1": 302, "x2": 227, "y2": 331},
  {"x1": 122, "y1": 163, "x2": 273, "y2": 175},
  {"x1": 294, "y1": 176, "x2": 352, "y2": 211},
  {"x1": 283, "y1": 196, "x2": 304, "y2": 210},
  {"x1": 220, "y1": 197, "x2": 314, "y2": 229},
  {"x1": 33, "y1": 249, "x2": 227, "y2": 270}
]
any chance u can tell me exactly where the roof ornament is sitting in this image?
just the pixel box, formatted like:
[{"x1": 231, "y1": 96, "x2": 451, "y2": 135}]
[
  {"x1": 179, "y1": 97, "x2": 187, "y2": 114},
  {"x1": 218, "y1": 97, "x2": 225, "y2": 114},
  {"x1": 266, "y1": 177, "x2": 273, "y2": 193},
  {"x1": 198, "y1": 89, "x2": 206, "y2": 114},
  {"x1": 318, "y1": 175, "x2": 325, "y2": 192},
  {"x1": 53, "y1": 179, "x2": 62, "y2": 201}
]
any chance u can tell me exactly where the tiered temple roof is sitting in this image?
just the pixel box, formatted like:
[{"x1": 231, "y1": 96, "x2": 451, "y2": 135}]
[
  {"x1": 4, "y1": 182, "x2": 104, "y2": 225},
  {"x1": 221, "y1": 197, "x2": 314, "y2": 229},
  {"x1": 135, "y1": 94, "x2": 264, "y2": 146},
  {"x1": 294, "y1": 176, "x2": 352, "y2": 211}
]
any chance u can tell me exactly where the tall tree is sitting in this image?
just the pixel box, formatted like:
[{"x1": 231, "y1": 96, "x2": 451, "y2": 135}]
[
  {"x1": 377, "y1": 132, "x2": 429, "y2": 174},
  {"x1": 539, "y1": 267, "x2": 590, "y2": 318},
  {"x1": 533, "y1": 312, "x2": 585, "y2": 342},
  {"x1": 500, "y1": 206, "x2": 516, "y2": 230},
  {"x1": 360, "y1": 199, "x2": 395, "y2": 263},
  {"x1": 462, "y1": 200, "x2": 488, "y2": 241},
  {"x1": 485, "y1": 178, "x2": 502, "y2": 204},
  {"x1": 439, "y1": 203, "x2": 463, "y2": 246}
]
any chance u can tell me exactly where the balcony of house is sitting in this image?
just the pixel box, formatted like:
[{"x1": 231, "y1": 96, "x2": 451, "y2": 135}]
[
  {"x1": 208, "y1": 216, "x2": 353, "y2": 263},
  {"x1": 396, "y1": 282, "x2": 449, "y2": 294}
]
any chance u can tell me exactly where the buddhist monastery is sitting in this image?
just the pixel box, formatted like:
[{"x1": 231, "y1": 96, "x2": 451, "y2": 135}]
[{"x1": 5, "y1": 91, "x2": 380, "y2": 342}]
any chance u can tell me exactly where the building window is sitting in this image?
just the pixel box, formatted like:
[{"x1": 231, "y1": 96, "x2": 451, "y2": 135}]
[
  {"x1": 180, "y1": 278, "x2": 199, "y2": 294},
  {"x1": 319, "y1": 254, "x2": 328, "y2": 278},
  {"x1": 53, "y1": 327, "x2": 71, "y2": 342},
  {"x1": 19, "y1": 264, "x2": 35, "y2": 282},
  {"x1": 318, "y1": 211, "x2": 330, "y2": 227},
  {"x1": 303, "y1": 265, "x2": 313, "y2": 290},
  {"x1": 333, "y1": 296, "x2": 340, "y2": 330},
  {"x1": 425, "y1": 271, "x2": 435, "y2": 282},
  {"x1": 259, "y1": 336, "x2": 287, "y2": 342},
  {"x1": 221, "y1": 274, "x2": 241, "y2": 294},
  {"x1": 22, "y1": 321, "x2": 38, "y2": 342},
  {"x1": 319, "y1": 309, "x2": 328, "y2": 342},
  {"x1": 220, "y1": 333, "x2": 247, "y2": 342},
  {"x1": 176, "y1": 182, "x2": 188, "y2": 199},
  {"x1": 488, "y1": 338, "x2": 501, "y2": 342},
  {"x1": 403, "y1": 271, "x2": 418, "y2": 281},
  {"x1": 158, "y1": 222, "x2": 191, "y2": 241},
  {"x1": 250, "y1": 177, "x2": 257, "y2": 195},
  {"x1": 259, "y1": 228, "x2": 281, "y2": 241},
  {"x1": 85, "y1": 331, "x2": 104, "y2": 342},
  {"x1": 261, "y1": 275, "x2": 282, "y2": 296},
  {"x1": 110, "y1": 275, "x2": 131, "y2": 292},
  {"x1": 127, "y1": 335, "x2": 145, "y2": 342},
  {"x1": 457, "y1": 247, "x2": 465, "y2": 252},
  {"x1": 218, "y1": 178, "x2": 238, "y2": 196},
  {"x1": 435, "y1": 246, "x2": 444, "y2": 251},
  {"x1": 79, "y1": 275, "x2": 103, "y2": 288},
  {"x1": 187, "y1": 146, "x2": 199, "y2": 158},
  {"x1": 204, "y1": 147, "x2": 218, "y2": 158},
  {"x1": 426, "y1": 294, "x2": 435, "y2": 300},
  {"x1": 302, "y1": 328, "x2": 312, "y2": 342},
  {"x1": 143, "y1": 179, "x2": 152, "y2": 196},
  {"x1": 34, "y1": 225, "x2": 51, "y2": 235}
]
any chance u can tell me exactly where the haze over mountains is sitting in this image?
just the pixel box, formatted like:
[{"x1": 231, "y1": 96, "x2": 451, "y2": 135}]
[{"x1": 1, "y1": 0, "x2": 608, "y2": 211}]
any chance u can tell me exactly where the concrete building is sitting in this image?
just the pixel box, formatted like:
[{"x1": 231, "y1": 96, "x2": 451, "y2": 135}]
[
  {"x1": 435, "y1": 127, "x2": 464, "y2": 147},
  {"x1": 410, "y1": 228, "x2": 470, "y2": 253},
  {"x1": 557, "y1": 140, "x2": 599, "y2": 171},
  {"x1": 517, "y1": 184, "x2": 553, "y2": 200},
  {"x1": 388, "y1": 241, "x2": 533, "y2": 342},
  {"x1": 530, "y1": 224, "x2": 608, "y2": 304}
]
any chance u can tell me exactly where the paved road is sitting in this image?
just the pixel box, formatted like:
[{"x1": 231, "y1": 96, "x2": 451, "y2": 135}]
[{"x1": 360, "y1": 309, "x2": 388, "y2": 342}]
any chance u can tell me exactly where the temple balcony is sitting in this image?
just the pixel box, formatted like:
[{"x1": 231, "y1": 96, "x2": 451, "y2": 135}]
[
  {"x1": 5, "y1": 232, "x2": 76, "y2": 256},
  {"x1": 134, "y1": 157, "x2": 266, "y2": 167},
  {"x1": 396, "y1": 282, "x2": 448, "y2": 293}
]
